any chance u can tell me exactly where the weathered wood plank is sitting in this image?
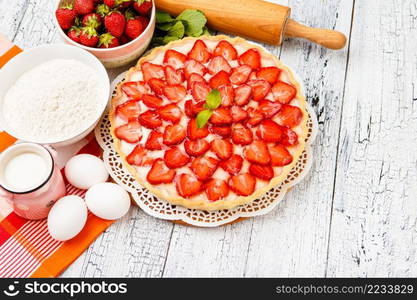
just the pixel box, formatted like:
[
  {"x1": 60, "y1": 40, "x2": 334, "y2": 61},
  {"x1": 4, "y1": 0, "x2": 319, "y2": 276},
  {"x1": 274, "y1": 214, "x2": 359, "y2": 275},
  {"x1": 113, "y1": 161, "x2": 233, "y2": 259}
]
[
  {"x1": 0, "y1": 0, "x2": 28, "y2": 41},
  {"x1": 244, "y1": 0, "x2": 354, "y2": 277},
  {"x1": 327, "y1": 0, "x2": 417, "y2": 277}
]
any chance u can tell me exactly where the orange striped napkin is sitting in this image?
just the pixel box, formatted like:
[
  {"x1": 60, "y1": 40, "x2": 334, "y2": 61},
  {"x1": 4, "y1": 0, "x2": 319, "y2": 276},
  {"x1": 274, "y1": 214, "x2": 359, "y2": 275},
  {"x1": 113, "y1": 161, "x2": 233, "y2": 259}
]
[{"x1": 0, "y1": 34, "x2": 114, "y2": 278}]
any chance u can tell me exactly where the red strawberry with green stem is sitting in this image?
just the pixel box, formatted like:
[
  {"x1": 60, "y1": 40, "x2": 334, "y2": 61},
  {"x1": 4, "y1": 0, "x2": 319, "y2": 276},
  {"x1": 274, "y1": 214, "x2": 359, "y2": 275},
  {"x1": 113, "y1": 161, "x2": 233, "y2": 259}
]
[
  {"x1": 56, "y1": 3, "x2": 76, "y2": 30},
  {"x1": 79, "y1": 27, "x2": 99, "y2": 47},
  {"x1": 104, "y1": 11, "x2": 126, "y2": 38},
  {"x1": 125, "y1": 18, "x2": 144, "y2": 39},
  {"x1": 133, "y1": 0, "x2": 153, "y2": 15},
  {"x1": 98, "y1": 33, "x2": 120, "y2": 48},
  {"x1": 67, "y1": 25, "x2": 81, "y2": 43},
  {"x1": 82, "y1": 13, "x2": 102, "y2": 30}
]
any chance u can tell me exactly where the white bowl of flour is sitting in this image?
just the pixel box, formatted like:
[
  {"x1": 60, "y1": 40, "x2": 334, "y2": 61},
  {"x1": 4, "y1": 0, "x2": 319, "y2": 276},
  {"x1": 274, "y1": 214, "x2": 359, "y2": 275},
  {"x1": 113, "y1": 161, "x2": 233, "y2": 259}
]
[{"x1": 0, "y1": 44, "x2": 110, "y2": 147}]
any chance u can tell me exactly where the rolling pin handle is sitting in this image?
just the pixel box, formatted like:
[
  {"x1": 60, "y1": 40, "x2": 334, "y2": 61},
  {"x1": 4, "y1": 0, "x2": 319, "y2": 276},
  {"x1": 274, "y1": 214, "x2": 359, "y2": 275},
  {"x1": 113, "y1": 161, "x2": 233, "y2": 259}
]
[{"x1": 284, "y1": 19, "x2": 347, "y2": 50}]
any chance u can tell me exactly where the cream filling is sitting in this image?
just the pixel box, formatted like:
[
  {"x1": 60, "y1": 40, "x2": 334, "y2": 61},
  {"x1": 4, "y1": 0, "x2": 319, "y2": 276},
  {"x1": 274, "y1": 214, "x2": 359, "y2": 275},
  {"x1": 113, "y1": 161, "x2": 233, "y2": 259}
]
[{"x1": 115, "y1": 38, "x2": 305, "y2": 203}]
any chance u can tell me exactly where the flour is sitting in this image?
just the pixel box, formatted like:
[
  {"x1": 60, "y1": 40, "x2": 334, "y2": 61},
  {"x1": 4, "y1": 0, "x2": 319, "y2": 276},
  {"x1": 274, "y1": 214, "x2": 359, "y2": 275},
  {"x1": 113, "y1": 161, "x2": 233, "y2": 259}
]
[{"x1": 3, "y1": 59, "x2": 102, "y2": 142}]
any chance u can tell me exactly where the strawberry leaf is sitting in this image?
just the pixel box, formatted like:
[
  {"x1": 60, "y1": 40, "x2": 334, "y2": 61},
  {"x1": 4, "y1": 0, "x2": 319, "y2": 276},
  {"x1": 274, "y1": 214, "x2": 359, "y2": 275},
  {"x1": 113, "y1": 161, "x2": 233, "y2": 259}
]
[
  {"x1": 205, "y1": 89, "x2": 221, "y2": 110},
  {"x1": 156, "y1": 10, "x2": 174, "y2": 23},
  {"x1": 176, "y1": 9, "x2": 207, "y2": 37},
  {"x1": 196, "y1": 109, "x2": 213, "y2": 128}
]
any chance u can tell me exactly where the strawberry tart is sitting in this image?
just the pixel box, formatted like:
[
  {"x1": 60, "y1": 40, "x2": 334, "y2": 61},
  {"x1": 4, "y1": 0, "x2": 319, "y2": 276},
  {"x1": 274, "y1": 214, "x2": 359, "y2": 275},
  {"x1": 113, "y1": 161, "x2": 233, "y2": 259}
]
[{"x1": 110, "y1": 35, "x2": 308, "y2": 211}]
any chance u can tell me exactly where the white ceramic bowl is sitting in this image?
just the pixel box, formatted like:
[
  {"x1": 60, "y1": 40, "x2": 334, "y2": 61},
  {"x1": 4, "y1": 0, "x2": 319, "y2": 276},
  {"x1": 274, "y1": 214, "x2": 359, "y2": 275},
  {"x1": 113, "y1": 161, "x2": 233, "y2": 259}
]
[
  {"x1": 0, "y1": 44, "x2": 110, "y2": 147},
  {"x1": 54, "y1": 0, "x2": 156, "y2": 68}
]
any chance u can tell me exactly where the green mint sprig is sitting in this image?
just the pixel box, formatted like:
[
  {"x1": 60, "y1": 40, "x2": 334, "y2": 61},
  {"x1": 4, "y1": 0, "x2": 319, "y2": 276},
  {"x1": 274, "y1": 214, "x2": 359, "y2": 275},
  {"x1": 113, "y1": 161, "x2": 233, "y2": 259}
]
[
  {"x1": 153, "y1": 9, "x2": 210, "y2": 46},
  {"x1": 196, "y1": 89, "x2": 221, "y2": 128}
]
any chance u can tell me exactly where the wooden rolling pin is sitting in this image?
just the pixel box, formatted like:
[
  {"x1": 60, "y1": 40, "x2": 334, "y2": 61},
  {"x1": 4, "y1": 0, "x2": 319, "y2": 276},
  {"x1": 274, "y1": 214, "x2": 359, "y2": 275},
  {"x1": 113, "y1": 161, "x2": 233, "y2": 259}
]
[{"x1": 154, "y1": 0, "x2": 347, "y2": 50}]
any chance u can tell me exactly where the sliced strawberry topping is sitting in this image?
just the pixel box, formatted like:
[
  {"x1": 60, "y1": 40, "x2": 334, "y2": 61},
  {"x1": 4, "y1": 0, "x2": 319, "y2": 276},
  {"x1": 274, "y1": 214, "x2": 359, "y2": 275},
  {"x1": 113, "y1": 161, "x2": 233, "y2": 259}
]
[
  {"x1": 213, "y1": 40, "x2": 238, "y2": 60},
  {"x1": 205, "y1": 179, "x2": 229, "y2": 201},
  {"x1": 249, "y1": 71, "x2": 258, "y2": 81},
  {"x1": 238, "y1": 48, "x2": 261, "y2": 69},
  {"x1": 234, "y1": 84, "x2": 252, "y2": 106},
  {"x1": 188, "y1": 40, "x2": 212, "y2": 63},
  {"x1": 281, "y1": 127, "x2": 299, "y2": 146},
  {"x1": 229, "y1": 173, "x2": 256, "y2": 196},
  {"x1": 256, "y1": 119, "x2": 284, "y2": 142},
  {"x1": 184, "y1": 139, "x2": 210, "y2": 157},
  {"x1": 249, "y1": 164, "x2": 274, "y2": 180},
  {"x1": 207, "y1": 56, "x2": 232, "y2": 75},
  {"x1": 187, "y1": 73, "x2": 206, "y2": 89},
  {"x1": 138, "y1": 110, "x2": 162, "y2": 129},
  {"x1": 126, "y1": 144, "x2": 147, "y2": 166},
  {"x1": 142, "y1": 94, "x2": 164, "y2": 109},
  {"x1": 211, "y1": 139, "x2": 233, "y2": 160},
  {"x1": 164, "y1": 65, "x2": 184, "y2": 85},
  {"x1": 230, "y1": 65, "x2": 252, "y2": 85},
  {"x1": 115, "y1": 120, "x2": 142, "y2": 143},
  {"x1": 164, "y1": 147, "x2": 190, "y2": 169},
  {"x1": 147, "y1": 159, "x2": 176, "y2": 184},
  {"x1": 231, "y1": 105, "x2": 249, "y2": 123},
  {"x1": 219, "y1": 85, "x2": 234, "y2": 106},
  {"x1": 187, "y1": 119, "x2": 209, "y2": 140},
  {"x1": 246, "y1": 107, "x2": 264, "y2": 127},
  {"x1": 185, "y1": 100, "x2": 205, "y2": 118},
  {"x1": 163, "y1": 124, "x2": 186, "y2": 146},
  {"x1": 163, "y1": 49, "x2": 187, "y2": 69},
  {"x1": 272, "y1": 81, "x2": 296, "y2": 104},
  {"x1": 269, "y1": 144, "x2": 293, "y2": 166},
  {"x1": 176, "y1": 174, "x2": 203, "y2": 197},
  {"x1": 257, "y1": 67, "x2": 281, "y2": 84},
  {"x1": 116, "y1": 100, "x2": 141, "y2": 121},
  {"x1": 258, "y1": 100, "x2": 282, "y2": 118},
  {"x1": 157, "y1": 103, "x2": 182, "y2": 123},
  {"x1": 209, "y1": 70, "x2": 230, "y2": 89},
  {"x1": 184, "y1": 59, "x2": 207, "y2": 78},
  {"x1": 276, "y1": 104, "x2": 303, "y2": 127},
  {"x1": 232, "y1": 123, "x2": 253, "y2": 145},
  {"x1": 191, "y1": 81, "x2": 211, "y2": 102},
  {"x1": 220, "y1": 154, "x2": 243, "y2": 175},
  {"x1": 163, "y1": 85, "x2": 187, "y2": 102},
  {"x1": 245, "y1": 140, "x2": 271, "y2": 165},
  {"x1": 141, "y1": 62, "x2": 165, "y2": 82},
  {"x1": 145, "y1": 131, "x2": 163, "y2": 150},
  {"x1": 191, "y1": 156, "x2": 219, "y2": 181},
  {"x1": 148, "y1": 78, "x2": 165, "y2": 95},
  {"x1": 210, "y1": 107, "x2": 233, "y2": 125},
  {"x1": 121, "y1": 81, "x2": 149, "y2": 100},
  {"x1": 209, "y1": 125, "x2": 231, "y2": 138},
  {"x1": 247, "y1": 79, "x2": 271, "y2": 101}
]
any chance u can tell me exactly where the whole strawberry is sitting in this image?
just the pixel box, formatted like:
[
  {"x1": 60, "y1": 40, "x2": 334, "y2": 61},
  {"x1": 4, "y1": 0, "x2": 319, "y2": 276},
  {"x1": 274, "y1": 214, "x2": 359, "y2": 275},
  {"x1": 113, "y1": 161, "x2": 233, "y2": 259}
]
[
  {"x1": 98, "y1": 33, "x2": 120, "y2": 48},
  {"x1": 104, "y1": 11, "x2": 126, "y2": 38},
  {"x1": 68, "y1": 26, "x2": 81, "y2": 43},
  {"x1": 74, "y1": 0, "x2": 94, "y2": 15},
  {"x1": 125, "y1": 18, "x2": 144, "y2": 40},
  {"x1": 79, "y1": 27, "x2": 99, "y2": 47},
  {"x1": 133, "y1": 0, "x2": 152, "y2": 15},
  {"x1": 82, "y1": 13, "x2": 102, "y2": 29},
  {"x1": 55, "y1": 3, "x2": 76, "y2": 30}
]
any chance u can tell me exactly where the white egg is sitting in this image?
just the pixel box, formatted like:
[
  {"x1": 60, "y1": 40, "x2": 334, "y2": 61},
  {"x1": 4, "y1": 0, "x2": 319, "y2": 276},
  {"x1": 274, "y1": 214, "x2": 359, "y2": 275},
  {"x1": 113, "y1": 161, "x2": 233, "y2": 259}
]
[
  {"x1": 47, "y1": 195, "x2": 87, "y2": 241},
  {"x1": 65, "y1": 154, "x2": 109, "y2": 189},
  {"x1": 85, "y1": 182, "x2": 131, "y2": 220}
]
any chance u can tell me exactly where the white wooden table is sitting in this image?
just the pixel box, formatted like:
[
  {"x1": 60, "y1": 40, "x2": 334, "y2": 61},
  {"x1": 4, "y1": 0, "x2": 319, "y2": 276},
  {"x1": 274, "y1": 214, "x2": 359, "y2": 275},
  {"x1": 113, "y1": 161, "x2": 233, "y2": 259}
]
[{"x1": 1, "y1": 0, "x2": 416, "y2": 277}]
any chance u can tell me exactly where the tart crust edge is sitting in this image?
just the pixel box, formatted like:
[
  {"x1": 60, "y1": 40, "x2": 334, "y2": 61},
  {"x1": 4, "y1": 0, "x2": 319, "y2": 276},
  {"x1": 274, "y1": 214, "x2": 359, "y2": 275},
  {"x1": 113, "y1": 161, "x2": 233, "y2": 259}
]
[{"x1": 109, "y1": 35, "x2": 309, "y2": 211}]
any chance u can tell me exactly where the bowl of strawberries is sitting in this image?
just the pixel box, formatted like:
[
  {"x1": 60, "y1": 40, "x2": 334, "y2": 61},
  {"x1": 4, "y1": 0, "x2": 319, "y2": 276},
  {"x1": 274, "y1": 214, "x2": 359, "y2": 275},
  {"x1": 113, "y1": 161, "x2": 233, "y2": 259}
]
[{"x1": 54, "y1": 0, "x2": 155, "y2": 68}]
